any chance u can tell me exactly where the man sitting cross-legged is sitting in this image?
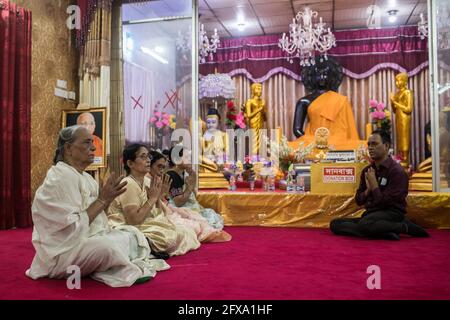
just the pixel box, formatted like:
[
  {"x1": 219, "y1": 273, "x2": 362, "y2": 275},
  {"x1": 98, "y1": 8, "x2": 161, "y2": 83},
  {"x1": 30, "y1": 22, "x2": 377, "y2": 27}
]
[{"x1": 330, "y1": 129, "x2": 429, "y2": 240}]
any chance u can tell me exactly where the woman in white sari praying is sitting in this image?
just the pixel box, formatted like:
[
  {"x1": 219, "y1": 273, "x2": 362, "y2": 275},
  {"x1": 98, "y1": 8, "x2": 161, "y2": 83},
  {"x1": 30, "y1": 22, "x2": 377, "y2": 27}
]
[
  {"x1": 26, "y1": 126, "x2": 169, "y2": 287},
  {"x1": 107, "y1": 144, "x2": 200, "y2": 257}
]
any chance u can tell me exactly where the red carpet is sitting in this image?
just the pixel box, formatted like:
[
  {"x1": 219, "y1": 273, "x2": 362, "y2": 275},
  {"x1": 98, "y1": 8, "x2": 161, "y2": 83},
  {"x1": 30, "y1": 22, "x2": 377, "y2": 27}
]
[{"x1": 0, "y1": 227, "x2": 449, "y2": 300}]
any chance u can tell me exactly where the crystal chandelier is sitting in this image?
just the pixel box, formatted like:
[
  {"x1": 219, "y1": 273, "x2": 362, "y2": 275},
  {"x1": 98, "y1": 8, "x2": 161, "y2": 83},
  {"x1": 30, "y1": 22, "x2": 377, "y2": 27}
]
[
  {"x1": 278, "y1": 7, "x2": 336, "y2": 66},
  {"x1": 418, "y1": 13, "x2": 428, "y2": 40},
  {"x1": 176, "y1": 24, "x2": 220, "y2": 63},
  {"x1": 418, "y1": 6, "x2": 450, "y2": 50}
]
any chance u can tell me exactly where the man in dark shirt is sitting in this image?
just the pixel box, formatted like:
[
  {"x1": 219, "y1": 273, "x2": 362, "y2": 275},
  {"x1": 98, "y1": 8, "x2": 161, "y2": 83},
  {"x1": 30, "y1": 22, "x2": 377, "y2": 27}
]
[{"x1": 330, "y1": 130, "x2": 429, "y2": 240}]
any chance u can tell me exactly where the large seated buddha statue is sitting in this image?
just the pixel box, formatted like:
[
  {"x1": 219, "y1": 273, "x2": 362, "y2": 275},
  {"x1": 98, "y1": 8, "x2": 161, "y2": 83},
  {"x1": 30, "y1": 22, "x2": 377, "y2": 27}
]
[{"x1": 289, "y1": 56, "x2": 365, "y2": 151}]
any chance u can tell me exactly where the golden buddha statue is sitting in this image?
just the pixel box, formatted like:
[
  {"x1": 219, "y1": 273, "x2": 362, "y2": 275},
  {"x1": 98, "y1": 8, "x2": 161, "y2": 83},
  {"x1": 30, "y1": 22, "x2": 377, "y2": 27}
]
[
  {"x1": 245, "y1": 83, "x2": 267, "y2": 156},
  {"x1": 390, "y1": 72, "x2": 413, "y2": 169},
  {"x1": 290, "y1": 56, "x2": 364, "y2": 152},
  {"x1": 410, "y1": 122, "x2": 432, "y2": 191}
]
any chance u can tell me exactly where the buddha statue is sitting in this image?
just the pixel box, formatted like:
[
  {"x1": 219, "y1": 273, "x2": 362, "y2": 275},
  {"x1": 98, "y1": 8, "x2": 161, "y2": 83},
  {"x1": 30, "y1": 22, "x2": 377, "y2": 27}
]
[
  {"x1": 410, "y1": 122, "x2": 432, "y2": 191},
  {"x1": 245, "y1": 83, "x2": 267, "y2": 156},
  {"x1": 202, "y1": 108, "x2": 227, "y2": 165},
  {"x1": 290, "y1": 56, "x2": 364, "y2": 151},
  {"x1": 191, "y1": 110, "x2": 229, "y2": 189},
  {"x1": 390, "y1": 72, "x2": 413, "y2": 169},
  {"x1": 410, "y1": 109, "x2": 450, "y2": 191}
]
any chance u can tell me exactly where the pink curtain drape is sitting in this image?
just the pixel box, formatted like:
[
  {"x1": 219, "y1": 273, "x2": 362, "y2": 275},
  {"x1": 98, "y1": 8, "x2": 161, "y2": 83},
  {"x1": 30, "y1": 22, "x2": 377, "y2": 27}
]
[{"x1": 0, "y1": 0, "x2": 32, "y2": 230}]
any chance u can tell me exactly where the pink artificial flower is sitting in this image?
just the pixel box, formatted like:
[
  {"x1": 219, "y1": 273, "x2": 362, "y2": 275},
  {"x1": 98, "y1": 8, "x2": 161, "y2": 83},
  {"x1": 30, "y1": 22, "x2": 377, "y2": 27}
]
[
  {"x1": 370, "y1": 112, "x2": 380, "y2": 120},
  {"x1": 156, "y1": 121, "x2": 163, "y2": 129},
  {"x1": 150, "y1": 117, "x2": 157, "y2": 123},
  {"x1": 376, "y1": 102, "x2": 385, "y2": 111},
  {"x1": 372, "y1": 111, "x2": 386, "y2": 120},
  {"x1": 163, "y1": 113, "x2": 170, "y2": 120},
  {"x1": 162, "y1": 119, "x2": 170, "y2": 126},
  {"x1": 370, "y1": 112, "x2": 378, "y2": 120},
  {"x1": 154, "y1": 111, "x2": 161, "y2": 117},
  {"x1": 369, "y1": 99, "x2": 378, "y2": 108}
]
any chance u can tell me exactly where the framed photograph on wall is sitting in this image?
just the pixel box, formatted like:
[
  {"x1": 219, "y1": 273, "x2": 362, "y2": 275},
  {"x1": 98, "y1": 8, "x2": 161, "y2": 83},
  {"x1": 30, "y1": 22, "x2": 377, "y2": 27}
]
[{"x1": 62, "y1": 108, "x2": 107, "y2": 170}]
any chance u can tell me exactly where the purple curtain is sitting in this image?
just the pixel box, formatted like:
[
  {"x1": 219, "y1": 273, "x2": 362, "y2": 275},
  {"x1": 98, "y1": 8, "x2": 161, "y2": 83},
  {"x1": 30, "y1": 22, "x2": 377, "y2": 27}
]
[
  {"x1": 0, "y1": 0, "x2": 32, "y2": 229},
  {"x1": 200, "y1": 26, "x2": 429, "y2": 81}
]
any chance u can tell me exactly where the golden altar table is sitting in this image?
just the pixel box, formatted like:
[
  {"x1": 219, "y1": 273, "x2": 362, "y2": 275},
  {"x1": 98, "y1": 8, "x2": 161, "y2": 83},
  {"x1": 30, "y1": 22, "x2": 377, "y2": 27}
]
[{"x1": 197, "y1": 191, "x2": 450, "y2": 229}]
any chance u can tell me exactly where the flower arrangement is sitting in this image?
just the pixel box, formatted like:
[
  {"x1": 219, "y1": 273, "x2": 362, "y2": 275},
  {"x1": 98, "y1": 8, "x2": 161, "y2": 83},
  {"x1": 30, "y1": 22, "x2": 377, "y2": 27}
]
[
  {"x1": 264, "y1": 135, "x2": 315, "y2": 172},
  {"x1": 225, "y1": 100, "x2": 246, "y2": 129},
  {"x1": 369, "y1": 99, "x2": 391, "y2": 133},
  {"x1": 150, "y1": 111, "x2": 176, "y2": 130}
]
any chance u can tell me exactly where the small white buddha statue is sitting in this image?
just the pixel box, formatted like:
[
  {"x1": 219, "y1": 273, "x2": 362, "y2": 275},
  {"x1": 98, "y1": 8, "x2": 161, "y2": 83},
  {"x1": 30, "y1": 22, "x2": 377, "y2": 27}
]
[{"x1": 202, "y1": 108, "x2": 227, "y2": 165}]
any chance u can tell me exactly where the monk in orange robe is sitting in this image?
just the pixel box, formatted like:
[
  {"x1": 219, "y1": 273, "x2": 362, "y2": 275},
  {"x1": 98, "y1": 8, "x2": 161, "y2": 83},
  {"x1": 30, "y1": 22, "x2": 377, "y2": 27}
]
[{"x1": 77, "y1": 112, "x2": 104, "y2": 159}]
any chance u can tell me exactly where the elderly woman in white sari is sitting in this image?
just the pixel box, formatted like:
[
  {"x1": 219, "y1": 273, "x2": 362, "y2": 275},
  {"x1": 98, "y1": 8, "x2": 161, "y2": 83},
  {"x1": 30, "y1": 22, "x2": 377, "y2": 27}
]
[{"x1": 26, "y1": 126, "x2": 169, "y2": 287}]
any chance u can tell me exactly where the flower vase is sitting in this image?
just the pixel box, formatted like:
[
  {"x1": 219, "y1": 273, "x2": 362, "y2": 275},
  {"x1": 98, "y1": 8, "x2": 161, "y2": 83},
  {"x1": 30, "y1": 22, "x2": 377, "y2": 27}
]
[
  {"x1": 161, "y1": 127, "x2": 172, "y2": 150},
  {"x1": 156, "y1": 128, "x2": 164, "y2": 150}
]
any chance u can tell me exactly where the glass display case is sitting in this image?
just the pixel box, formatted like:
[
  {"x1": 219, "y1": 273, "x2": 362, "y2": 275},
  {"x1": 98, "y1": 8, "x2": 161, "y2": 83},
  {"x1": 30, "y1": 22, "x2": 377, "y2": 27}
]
[
  {"x1": 429, "y1": 0, "x2": 450, "y2": 192},
  {"x1": 122, "y1": 0, "x2": 198, "y2": 161}
]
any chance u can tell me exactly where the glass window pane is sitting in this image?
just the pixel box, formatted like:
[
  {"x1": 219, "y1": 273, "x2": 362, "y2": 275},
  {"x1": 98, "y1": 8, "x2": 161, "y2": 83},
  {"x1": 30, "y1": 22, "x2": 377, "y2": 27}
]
[
  {"x1": 436, "y1": 0, "x2": 450, "y2": 191},
  {"x1": 122, "y1": 6, "x2": 193, "y2": 151},
  {"x1": 122, "y1": 0, "x2": 192, "y2": 21}
]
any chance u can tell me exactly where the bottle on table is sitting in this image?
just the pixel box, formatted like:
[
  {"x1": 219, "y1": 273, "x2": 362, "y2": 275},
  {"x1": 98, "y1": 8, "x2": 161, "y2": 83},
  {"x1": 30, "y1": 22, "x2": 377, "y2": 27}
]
[
  {"x1": 286, "y1": 171, "x2": 294, "y2": 193},
  {"x1": 295, "y1": 175, "x2": 305, "y2": 194},
  {"x1": 229, "y1": 175, "x2": 237, "y2": 191}
]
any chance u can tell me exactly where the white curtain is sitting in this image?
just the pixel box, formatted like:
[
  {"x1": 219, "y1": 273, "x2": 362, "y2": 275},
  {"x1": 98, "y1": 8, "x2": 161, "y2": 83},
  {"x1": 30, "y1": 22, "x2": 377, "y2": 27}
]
[
  {"x1": 232, "y1": 69, "x2": 430, "y2": 168},
  {"x1": 123, "y1": 61, "x2": 155, "y2": 143}
]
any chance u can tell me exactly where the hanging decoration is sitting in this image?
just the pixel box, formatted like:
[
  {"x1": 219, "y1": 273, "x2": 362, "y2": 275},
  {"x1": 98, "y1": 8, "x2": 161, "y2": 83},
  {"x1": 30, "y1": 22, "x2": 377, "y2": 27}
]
[
  {"x1": 176, "y1": 24, "x2": 220, "y2": 63},
  {"x1": 278, "y1": 7, "x2": 336, "y2": 66}
]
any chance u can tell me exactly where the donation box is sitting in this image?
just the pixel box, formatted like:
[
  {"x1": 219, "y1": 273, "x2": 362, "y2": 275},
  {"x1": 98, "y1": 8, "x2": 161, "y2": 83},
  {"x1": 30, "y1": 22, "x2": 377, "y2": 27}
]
[{"x1": 310, "y1": 163, "x2": 367, "y2": 194}]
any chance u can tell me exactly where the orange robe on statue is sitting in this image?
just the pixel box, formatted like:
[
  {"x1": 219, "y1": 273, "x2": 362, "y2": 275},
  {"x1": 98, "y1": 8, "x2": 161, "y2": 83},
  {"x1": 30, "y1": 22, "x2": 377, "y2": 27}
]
[{"x1": 289, "y1": 91, "x2": 365, "y2": 150}]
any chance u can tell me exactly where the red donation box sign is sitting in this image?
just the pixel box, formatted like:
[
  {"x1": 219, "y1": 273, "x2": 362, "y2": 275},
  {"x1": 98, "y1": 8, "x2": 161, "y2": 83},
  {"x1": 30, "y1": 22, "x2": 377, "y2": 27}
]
[{"x1": 322, "y1": 167, "x2": 356, "y2": 183}]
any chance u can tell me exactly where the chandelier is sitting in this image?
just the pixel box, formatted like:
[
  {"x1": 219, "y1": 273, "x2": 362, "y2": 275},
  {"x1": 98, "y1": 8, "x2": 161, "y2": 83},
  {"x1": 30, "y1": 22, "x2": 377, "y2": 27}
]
[
  {"x1": 278, "y1": 7, "x2": 336, "y2": 66},
  {"x1": 176, "y1": 24, "x2": 220, "y2": 63},
  {"x1": 418, "y1": 13, "x2": 428, "y2": 40},
  {"x1": 418, "y1": 6, "x2": 450, "y2": 50}
]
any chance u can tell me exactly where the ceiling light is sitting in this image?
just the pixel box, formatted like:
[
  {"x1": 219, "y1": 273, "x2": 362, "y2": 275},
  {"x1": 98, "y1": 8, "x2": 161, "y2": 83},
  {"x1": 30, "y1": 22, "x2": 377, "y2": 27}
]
[
  {"x1": 279, "y1": 7, "x2": 336, "y2": 66},
  {"x1": 388, "y1": 10, "x2": 398, "y2": 23},
  {"x1": 388, "y1": 0, "x2": 396, "y2": 7},
  {"x1": 237, "y1": 22, "x2": 246, "y2": 31},
  {"x1": 140, "y1": 46, "x2": 168, "y2": 64},
  {"x1": 154, "y1": 46, "x2": 164, "y2": 54}
]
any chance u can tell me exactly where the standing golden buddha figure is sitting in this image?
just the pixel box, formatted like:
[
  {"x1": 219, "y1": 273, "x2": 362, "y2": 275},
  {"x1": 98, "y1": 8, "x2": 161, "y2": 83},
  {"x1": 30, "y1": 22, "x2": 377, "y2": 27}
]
[
  {"x1": 245, "y1": 83, "x2": 267, "y2": 156},
  {"x1": 390, "y1": 72, "x2": 413, "y2": 169}
]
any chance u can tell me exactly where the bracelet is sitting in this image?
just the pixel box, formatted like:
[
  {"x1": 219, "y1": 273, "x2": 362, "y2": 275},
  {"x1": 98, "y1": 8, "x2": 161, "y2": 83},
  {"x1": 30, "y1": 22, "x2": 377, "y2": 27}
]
[{"x1": 97, "y1": 198, "x2": 107, "y2": 207}]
